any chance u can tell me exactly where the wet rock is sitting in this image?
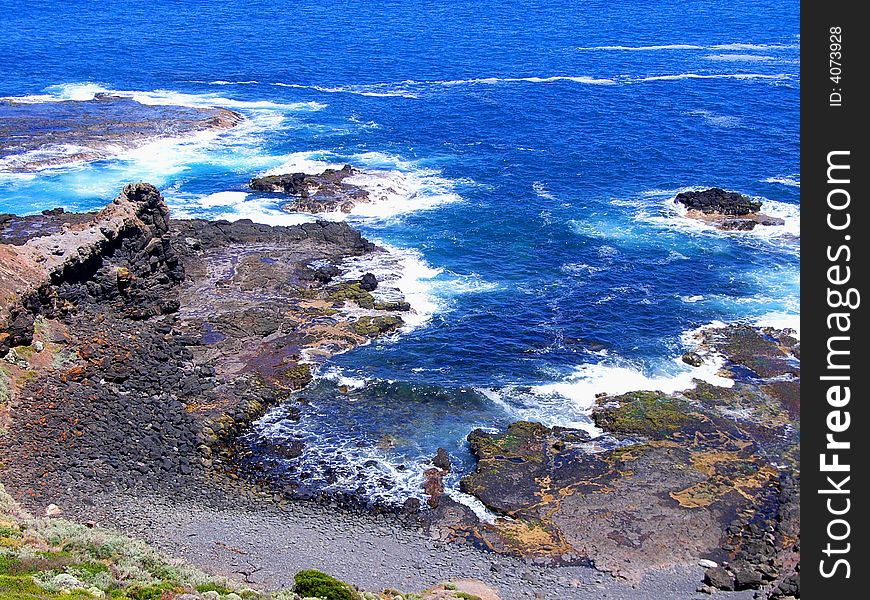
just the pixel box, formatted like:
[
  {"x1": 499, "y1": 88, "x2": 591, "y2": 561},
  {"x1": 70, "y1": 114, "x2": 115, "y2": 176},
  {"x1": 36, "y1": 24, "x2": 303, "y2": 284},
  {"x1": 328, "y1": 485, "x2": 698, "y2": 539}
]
[
  {"x1": 433, "y1": 447, "x2": 451, "y2": 472},
  {"x1": 423, "y1": 467, "x2": 445, "y2": 508},
  {"x1": 682, "y1": 351, "x2": 704, "y2": 367},
  {"x1": 674, "y1": 188, "x2": 785, "y2": 231},
  {"x1": 352, "y1": 315, "x2": 403, "y2": 337},
  {"x1": 0, "y1": 97, "x2": 242, "y2": 172},
  {"x1": 676, "y1": 188, "x2": 761, "y2": 216},
  {"x1": 250, "y1": 164, "x2": 370, "y2": 214},
  {"x1": 360, "y1": 272, "x2": 378, "y2": 291}
]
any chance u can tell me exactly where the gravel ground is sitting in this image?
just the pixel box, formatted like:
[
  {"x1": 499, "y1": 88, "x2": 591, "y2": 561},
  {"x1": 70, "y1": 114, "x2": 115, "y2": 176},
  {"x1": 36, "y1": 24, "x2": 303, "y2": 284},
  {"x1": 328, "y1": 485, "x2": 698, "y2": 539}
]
[{"x1": 53, "y1": 487, "x2": 755, "y2": 600}]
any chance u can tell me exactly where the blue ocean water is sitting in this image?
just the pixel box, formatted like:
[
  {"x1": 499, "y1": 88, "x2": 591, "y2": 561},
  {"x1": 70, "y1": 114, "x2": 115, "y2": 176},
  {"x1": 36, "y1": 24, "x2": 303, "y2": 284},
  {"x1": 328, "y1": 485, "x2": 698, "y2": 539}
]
[{"x1": 0, "y1": 0, "x2": 799, "y2": 505}]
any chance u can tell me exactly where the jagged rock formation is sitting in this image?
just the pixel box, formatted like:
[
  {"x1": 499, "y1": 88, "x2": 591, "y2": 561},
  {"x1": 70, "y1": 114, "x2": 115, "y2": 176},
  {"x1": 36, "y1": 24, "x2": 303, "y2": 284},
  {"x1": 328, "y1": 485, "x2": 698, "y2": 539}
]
[{"x1": 0, "y1": 183, "x2": 182, "y2": 353}]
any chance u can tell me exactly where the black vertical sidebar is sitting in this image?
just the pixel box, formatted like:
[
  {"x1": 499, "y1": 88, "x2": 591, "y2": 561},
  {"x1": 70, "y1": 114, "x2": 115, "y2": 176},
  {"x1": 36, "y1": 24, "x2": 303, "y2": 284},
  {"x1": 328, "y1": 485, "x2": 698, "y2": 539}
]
[{"x1": 802, "y1": 0, "x2": 868, "y2": 597}]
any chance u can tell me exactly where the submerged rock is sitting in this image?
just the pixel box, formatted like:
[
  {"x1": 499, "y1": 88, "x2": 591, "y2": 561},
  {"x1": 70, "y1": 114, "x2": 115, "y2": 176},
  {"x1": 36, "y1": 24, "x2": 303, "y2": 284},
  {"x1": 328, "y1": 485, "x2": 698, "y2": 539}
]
[{"x1": 681, "y1": 351, "x2": 704, "y2": 367}]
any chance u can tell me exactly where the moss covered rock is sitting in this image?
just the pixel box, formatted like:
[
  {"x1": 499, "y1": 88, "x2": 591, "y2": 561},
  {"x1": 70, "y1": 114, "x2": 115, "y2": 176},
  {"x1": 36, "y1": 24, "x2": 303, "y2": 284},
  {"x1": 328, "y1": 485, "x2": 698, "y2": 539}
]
[
  {"x1": 593, "y1": 391, "x2": 706, "y2": 438},
  {"x1": 351, "y1": 316, "x2": 403, "y2": 337},
  {"x1": 327, "y1": 283, "x2": 375, "y2": 309}
]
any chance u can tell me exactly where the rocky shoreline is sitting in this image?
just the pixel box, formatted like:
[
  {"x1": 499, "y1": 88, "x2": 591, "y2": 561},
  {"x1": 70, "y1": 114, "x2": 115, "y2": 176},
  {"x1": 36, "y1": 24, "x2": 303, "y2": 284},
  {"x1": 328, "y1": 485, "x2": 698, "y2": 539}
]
[
  {"x1": 1, "y1": 182, "x2": 799, "y2": 599},
  {"x1": 0, "y1": 182, "x2": 413, "y2": 503},
  {"x1": 428, "y1": 325, "x2": 800, "y2": 597}
]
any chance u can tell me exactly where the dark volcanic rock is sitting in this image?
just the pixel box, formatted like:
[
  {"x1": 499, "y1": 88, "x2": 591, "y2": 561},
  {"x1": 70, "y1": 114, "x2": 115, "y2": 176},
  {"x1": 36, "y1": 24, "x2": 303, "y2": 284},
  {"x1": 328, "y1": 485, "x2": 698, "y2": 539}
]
[
  {"x1": 360, "y1": 272, "x2": 378, "y2": 291},
  {"x1": 432, "y1": 447, "x2": 451, "y2": 472},
  {"x1": 681, "y1": 351, "x2": 704, "y2": 367},
  {"x1": 249, "y1": 164, "x2": 370, "y2": 214},
  {"x1": 704, "y1": 567, "x2": 736, "y2": 591},
  {"x1": 675, "y1": 188, "x2": 762, "y2": 216},
  {"x1": 673, "y1": 188, "x2": 786, "y2": 232},
  {"x1": 0, "y1": 182, "x2": 414, "y2": 524},
  {"x1": 0, "y1": 183, "x2": 183, "y2": 353}
]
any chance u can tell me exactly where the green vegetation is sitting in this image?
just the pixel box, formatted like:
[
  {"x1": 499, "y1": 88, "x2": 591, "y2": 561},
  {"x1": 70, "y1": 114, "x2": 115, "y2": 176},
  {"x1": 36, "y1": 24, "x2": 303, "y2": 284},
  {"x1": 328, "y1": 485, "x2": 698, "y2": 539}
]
[
  {"x1": 351, "y1": 316, "x2": 402, "y2": 337},
  {"x1": 293, "y1": 570, "x2": 359, "y2": 600},
  {"x1": 282, "y1": 364, "x2": 313, "y2": 390},
  {"x1": 594, "y1": 392, "x2": 703, "y2": 438},
  {"x1": 328, "y1": 283, "x2": 375, "y2": 309},
  {"x1": 0, "y1": 365, "x2": 11, "y2": 405}
]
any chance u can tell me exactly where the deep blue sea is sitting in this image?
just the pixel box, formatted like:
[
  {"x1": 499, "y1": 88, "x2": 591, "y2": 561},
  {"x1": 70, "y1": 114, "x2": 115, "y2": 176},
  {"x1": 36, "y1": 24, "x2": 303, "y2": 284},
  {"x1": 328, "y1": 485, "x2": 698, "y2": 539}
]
[{"x1": 0, "y1": 0, "x2": 799, "y2": 507}]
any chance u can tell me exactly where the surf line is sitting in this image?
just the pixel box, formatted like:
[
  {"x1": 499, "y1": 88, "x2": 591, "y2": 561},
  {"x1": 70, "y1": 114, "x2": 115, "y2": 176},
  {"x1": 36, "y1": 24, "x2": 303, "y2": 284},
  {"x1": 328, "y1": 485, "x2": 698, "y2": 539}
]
[{"x1": 817, "y1": 150, "x2": 858, "y2": 580}]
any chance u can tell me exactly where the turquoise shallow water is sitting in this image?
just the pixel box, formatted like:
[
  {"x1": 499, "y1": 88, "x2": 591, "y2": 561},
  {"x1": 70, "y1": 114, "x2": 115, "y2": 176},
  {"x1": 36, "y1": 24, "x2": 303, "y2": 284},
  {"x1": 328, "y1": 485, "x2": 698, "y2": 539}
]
[{"x1": 0, "y1": 0, "x2": 799, "y2": 505}]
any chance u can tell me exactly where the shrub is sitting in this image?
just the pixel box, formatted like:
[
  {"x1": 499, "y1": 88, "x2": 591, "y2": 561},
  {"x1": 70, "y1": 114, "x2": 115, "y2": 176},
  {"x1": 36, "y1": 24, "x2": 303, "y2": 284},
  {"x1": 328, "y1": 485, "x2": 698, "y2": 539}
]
[{"x1": 293, "y1": 569, "x2": 358, "y2": 600}]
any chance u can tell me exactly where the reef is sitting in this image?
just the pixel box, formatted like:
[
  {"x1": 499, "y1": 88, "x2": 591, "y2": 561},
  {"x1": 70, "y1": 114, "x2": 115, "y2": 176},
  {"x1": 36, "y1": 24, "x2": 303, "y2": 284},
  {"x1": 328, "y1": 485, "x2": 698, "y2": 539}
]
[{"x1": 0, "y1": 94, "x2": 241, "y2": 172}]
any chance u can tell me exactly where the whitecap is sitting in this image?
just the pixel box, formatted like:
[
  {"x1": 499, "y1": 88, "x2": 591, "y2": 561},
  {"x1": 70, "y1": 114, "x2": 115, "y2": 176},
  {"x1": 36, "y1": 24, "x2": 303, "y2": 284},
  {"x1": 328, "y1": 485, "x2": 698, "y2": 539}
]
[
  {"x1": 763, "y1": 175, "x2": 800, "y2": 188},
  {"x1": 703, "y1": 54, "x2": 778, "y2": 62},
  {"x1": 576, "y1": 44, "x2": 704, "y2": 51},
  {"x1": 636, "y1": 73, "x2": 791, "y2": 82},
  {"x1": 533, "y1": 181, "x2": 555, "y2": 200}
]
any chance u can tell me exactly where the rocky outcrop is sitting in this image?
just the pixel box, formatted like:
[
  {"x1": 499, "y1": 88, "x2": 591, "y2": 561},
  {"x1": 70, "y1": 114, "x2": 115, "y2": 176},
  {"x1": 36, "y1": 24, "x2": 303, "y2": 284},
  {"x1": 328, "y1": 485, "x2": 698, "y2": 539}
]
[
  {"x1": 674, "y1": 188, "x2": 784, "y2": 231},
  {"x1": 0, "y1": 183, "x2": 182, "y2": 353},
  {"x1": 0, "y1": 95, "x2": 242, "y2": 172},
  {"x1": 451, "y1": 325, "x2": 799, "y2": 595},
  {"x1": 676, "y1": 188, "x2": 761, "y2": 215},
  {"x1": 250, "y1": 165, "x2": 370, "y2": 214}
]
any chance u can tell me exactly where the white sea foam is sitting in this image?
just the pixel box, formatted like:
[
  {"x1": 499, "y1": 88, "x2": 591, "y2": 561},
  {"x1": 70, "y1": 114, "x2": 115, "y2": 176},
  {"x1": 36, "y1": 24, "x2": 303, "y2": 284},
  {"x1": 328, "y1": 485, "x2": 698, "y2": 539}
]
[
  {"x1": 636, "y1": 73, "x2": 791, "y2": 82},
  {"x1": 261, "y1": 152, "x2": 346, "y2": 176},
  {"x1": 319, "y1": 366, "x2": 368, "y2": 390},
  {"x1": 528, "y1": 338, "x2": 734, "y2": 426},
  {"x1": 635, "y1": 188, "x2": 800, "y2": 243},
  {"x1": 688, "y1": 109, "x2": 741, "y2": 128},
  {"x1": 477, "y1": 387, "x2": 601, "y2": 437},
  {"x1": 753, "y1": 312, "x2": 801, "y2": 339},
  {"x1": 533, "y1": 181, "x2": 555, "y2": 200},
  {"x1": 711, "y1": 43, "x2": 800, "y2": 50},
  {"x1": 703, "y1": 54, "x2": 778, "y2": 62},
  {"x1": 273, "y1": 82, "x2": 420, "y2": 99},
  {"x1": 2, "y1": 82, "x2": 326, "y2": 112},
  {"x1": 274, "y1": 75, "x2": 616, "y2": 98},
  {"x1": 577, "y1": 44, "x2": 705, "y2": 51},
  {"x1": 333, "y1": 245, "x2": 444, "y2": 331},
  {"x1": 169, "y1": 188, "x2": 314, "y2": 227},
  {"x1": 447, "y1": 490, "x2": 499, "y2": 524},
  {"x1": 763, "y1": 175, "x2": 800, "y2": 188},
  {"x1": 577, "y1": 42, "x2": 799, "y2": 52}
]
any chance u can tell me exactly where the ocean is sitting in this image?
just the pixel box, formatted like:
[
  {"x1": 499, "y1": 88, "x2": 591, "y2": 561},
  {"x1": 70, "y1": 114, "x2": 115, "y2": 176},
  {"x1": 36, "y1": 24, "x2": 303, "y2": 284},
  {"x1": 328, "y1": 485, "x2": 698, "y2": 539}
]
[{"x1": 0, "y1": 0, "x2": 799, "y2": 508}]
